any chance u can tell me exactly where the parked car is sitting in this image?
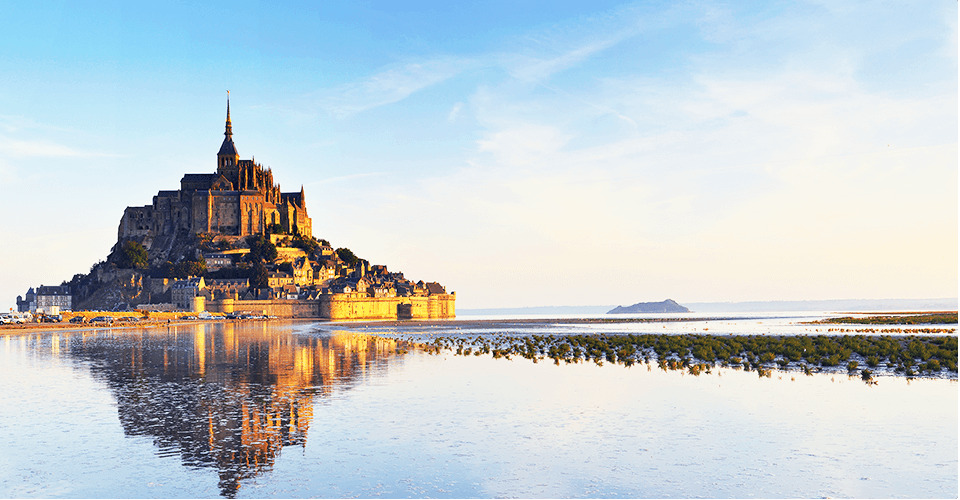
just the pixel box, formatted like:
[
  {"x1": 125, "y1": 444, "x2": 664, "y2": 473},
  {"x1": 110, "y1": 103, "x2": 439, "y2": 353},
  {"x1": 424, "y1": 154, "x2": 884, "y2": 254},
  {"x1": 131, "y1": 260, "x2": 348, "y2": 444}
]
[
  {"x1": 69, "y1": 316, "x2": 86, "y2": 324},
  {"x1": 39, "y1": 315, "x2": 62, "y2": 323},
  {"x1": 10, "y1": 314, "x2": 30, "y2": 324},
  {"x1": 88, "y1": 316, "x2": 114, "y2": 324}
]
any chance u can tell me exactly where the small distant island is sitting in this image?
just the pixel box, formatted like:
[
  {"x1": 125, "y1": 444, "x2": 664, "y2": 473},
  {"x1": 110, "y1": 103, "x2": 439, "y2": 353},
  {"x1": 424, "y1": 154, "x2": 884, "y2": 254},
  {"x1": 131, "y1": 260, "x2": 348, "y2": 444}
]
[{"x1": 608, "y1": 299, "x2": 690, "y2": 314}]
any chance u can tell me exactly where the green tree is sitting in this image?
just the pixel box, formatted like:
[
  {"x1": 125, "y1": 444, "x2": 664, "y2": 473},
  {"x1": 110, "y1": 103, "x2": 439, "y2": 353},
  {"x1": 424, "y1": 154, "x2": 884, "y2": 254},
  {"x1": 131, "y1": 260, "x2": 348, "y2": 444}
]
[
  {"x1": 116, "y1": 241, "x2": 149, "y2": 269},
  {"x1": 292, "y1": 233, "x2": 319, "y2": 253},
  {"x1": 196, "y1": 233, "x2": 216, "y2": 252},
  {"x1": 155, "y1": 258, "x2": 206, "y2": 278},
  {"x1": 250, "y1": 260, "x2": 269, "y2": 289},
  {"x1": 336, "y1": 247, "x2": 359, "y2": 266},
  {"x1": 246, "y1": 234, "x2": 278, "y2": 262},
  {"x1": 180, "y1": 258, "x2": 206, "y2": 277}
]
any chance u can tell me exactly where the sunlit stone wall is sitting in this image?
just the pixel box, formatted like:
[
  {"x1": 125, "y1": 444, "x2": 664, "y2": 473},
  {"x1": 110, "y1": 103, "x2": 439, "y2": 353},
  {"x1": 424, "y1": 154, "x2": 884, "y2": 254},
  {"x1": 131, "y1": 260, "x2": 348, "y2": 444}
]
[
  {"x1": 318, "y1": 294, "x2": 456, "y2": 320},
  {"x1": 204, "y1": 293, "x2": 455, "y2": 319}
]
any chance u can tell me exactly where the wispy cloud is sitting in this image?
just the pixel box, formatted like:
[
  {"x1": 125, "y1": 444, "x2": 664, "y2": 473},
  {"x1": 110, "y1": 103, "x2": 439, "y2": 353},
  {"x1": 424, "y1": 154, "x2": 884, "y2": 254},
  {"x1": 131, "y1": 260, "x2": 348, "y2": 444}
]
[
  {"x1": 293, "y1": 0, "x2": 956, "y2": 305},
  {"x1": 313, "y1": 58, "x2": 474, "y2": 118},
  {"x1": 447, "y1": 102, "x2": 463, "y2": 123},
  {"x1": 306, "y1": 3, "x2": 655, "y2": 119},
  {"x1": 0, "y1": 136, "x2": 121, "y2": 158},
  {"x1": 310, "y1": 171, "x2": 384, "y2": 185},
  {"x1": 505, "y1": 35, "x2": 624, "y2": 83},
  {"x1": 0, "y1": 115, "x2": 71, "y2": 134}
]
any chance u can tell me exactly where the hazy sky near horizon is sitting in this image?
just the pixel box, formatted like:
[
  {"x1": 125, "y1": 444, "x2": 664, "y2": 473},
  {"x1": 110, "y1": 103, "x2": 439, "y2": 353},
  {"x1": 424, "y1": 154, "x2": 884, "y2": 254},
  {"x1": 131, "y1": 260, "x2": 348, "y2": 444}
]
[{"x1": 0, "y1": 1, "x2": 956, "y2": 310}]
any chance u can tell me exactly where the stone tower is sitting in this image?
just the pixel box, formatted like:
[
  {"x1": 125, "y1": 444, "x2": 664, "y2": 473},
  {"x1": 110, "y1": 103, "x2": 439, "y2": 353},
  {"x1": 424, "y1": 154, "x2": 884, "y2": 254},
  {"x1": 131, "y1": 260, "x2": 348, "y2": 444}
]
[
  {"x1": 217, "y1": 92, "x2": 240, "y2": 174},
  {"x1": 118, "y1": 93, "x2": 313, "y2": 248}
]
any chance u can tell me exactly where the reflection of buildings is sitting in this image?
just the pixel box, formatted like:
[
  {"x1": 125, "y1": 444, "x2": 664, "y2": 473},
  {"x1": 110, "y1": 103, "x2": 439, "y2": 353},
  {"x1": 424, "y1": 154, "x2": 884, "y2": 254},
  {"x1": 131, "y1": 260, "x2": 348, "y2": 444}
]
[{"x1": 63, "y1": 323, "x2": 405, "y2": 498}]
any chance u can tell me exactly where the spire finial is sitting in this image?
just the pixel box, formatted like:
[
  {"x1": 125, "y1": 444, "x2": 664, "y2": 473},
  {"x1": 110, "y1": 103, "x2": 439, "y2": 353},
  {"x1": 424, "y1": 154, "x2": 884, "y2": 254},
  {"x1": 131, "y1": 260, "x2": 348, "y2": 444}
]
[{"x1": 225, "y1": 90, "x2": 233, "y2": 138}]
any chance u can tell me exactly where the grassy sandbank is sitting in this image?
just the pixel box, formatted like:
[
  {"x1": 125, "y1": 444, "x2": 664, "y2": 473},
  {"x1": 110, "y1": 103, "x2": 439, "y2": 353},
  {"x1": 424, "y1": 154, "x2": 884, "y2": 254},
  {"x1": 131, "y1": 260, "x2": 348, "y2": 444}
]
[{"x1": 809, "y1": 312, "x2": 957, "y2": 325}]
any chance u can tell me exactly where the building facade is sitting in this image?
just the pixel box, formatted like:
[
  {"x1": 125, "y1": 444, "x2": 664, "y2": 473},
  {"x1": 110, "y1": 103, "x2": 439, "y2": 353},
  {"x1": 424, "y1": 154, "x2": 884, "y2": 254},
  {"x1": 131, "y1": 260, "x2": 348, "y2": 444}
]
[
  {"x1": 171, "y1": 277, "x2": 206, "y2": 311},
  {"x1": 119, "y1": 95, "x2": 312, "y2": 245},
  {"x1": 16, "y1": 285, "x2": 72, "y2": 313}
]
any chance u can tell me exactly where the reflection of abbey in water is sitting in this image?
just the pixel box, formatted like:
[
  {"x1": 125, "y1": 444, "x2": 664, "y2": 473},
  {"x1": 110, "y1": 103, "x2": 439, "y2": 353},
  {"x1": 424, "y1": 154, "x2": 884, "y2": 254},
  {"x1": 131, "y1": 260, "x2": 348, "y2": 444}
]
[{"x1": 65, "y1": 324, "x2": 405, "y2": 498}]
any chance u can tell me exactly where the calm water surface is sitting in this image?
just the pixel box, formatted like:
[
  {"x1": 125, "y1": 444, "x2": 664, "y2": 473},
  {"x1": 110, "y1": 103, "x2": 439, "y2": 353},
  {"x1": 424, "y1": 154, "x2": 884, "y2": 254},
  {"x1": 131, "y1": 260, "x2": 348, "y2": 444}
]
[{"x1": 0, "y1": 320, "x2": 956, "y2": 498}]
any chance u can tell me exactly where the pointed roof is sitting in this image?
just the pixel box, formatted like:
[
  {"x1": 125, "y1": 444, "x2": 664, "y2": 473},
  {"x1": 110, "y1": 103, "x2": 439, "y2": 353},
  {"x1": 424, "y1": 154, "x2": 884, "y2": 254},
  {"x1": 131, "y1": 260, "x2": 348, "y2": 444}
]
[
  {"x1": 282, "y1": 186, "x2": 306, "y2": 208},
  {"x1": 218, "y1": 91, "x2": 238, "y2": 157}
]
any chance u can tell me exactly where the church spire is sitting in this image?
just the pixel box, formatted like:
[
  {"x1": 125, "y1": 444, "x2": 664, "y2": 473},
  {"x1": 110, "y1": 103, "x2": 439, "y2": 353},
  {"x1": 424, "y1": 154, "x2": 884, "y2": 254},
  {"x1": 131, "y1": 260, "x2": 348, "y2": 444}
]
[
  {"x1": 225, "y1": 90, "x2": 233, "y2": 138},
  {"x1": 217, "y1": 91, "x2": 239, "y2": 169}
]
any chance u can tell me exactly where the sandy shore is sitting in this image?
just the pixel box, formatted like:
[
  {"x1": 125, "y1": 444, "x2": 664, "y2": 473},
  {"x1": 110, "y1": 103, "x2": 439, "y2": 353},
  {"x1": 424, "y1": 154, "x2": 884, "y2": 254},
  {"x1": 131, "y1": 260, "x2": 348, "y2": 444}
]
[
  {"x1": 0, "y1": 318, "x2": 298, "y2": 336},
  {"x1": 4, "y1": 312, "x2": 955, "y2": 337},
  {"x1": 0, "y1": 316, "x2": 736, "y2": 337}
]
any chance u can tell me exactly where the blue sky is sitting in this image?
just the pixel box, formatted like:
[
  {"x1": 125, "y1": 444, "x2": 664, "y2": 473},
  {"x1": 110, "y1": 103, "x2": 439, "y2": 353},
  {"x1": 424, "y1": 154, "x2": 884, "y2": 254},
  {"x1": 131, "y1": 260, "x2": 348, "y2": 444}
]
[{"x1": 0, "y1": 1, "x2": 956, "y2": 310}]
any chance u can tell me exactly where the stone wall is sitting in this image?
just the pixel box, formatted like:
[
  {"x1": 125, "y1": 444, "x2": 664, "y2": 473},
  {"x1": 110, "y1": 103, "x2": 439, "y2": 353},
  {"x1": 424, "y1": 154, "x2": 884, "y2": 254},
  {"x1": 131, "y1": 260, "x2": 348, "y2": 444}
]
[
  {"x1": 275, "y1": 247, "x2": 308, "y2": 263},
  {"x1": 317, "y1": 293, "x2": 456, "y2": 320},
  {"x1": 119, "y1": 206, "x2": 154, "y2": 239},
  {"x1": 206, "y1": 298, "x2": 319, "y2": 318}
]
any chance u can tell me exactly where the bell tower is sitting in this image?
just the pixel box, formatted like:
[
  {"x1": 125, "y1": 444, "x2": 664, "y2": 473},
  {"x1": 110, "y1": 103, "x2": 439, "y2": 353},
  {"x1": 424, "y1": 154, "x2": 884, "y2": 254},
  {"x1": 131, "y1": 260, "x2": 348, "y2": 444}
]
[{"x1": 217, "y1": 91, "x2": 240, "y2": 174}]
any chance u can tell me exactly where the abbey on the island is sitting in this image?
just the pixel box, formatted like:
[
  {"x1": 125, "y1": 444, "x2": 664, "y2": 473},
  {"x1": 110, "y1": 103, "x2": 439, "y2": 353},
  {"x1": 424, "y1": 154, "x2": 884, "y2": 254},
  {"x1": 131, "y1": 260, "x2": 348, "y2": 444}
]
[
  {"x1": 119, "y1": 95, "x2": 312, "y2": 243},
  {"x1": 78, "y1": 94, "x2": 455, "y2": 320}
]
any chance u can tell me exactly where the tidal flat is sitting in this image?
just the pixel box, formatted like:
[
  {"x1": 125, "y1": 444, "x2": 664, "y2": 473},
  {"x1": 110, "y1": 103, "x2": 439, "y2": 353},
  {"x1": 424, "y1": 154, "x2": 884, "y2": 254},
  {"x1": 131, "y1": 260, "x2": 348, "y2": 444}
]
[
  {"x1": 330, "y1": 313, "x2": 959, "y2": 379},
  {"x1": 380, "y1": 331, "x2": 957, "y2": 379},
  {"x1": 0, "y1": 317, "x2": 956, "y2": 498}
]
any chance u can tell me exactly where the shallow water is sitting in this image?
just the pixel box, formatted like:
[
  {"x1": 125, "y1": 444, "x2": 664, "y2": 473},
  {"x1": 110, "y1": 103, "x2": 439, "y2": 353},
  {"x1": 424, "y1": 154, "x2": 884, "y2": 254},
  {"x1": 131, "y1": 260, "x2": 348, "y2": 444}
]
[
  {"x1": 363, "y1": 310, "x2": 958, "y2": 337},
  {"x1": 0, "y1": 320, "x2": 956, "y2": 498}
]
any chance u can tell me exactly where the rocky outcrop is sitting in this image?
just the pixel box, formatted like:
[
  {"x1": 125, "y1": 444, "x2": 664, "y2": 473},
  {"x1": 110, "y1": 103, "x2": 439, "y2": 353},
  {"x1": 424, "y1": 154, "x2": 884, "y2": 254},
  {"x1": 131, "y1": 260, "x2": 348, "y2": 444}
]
[{"x1": 76, "y1": 268, "x2": 152, "y2": 311}]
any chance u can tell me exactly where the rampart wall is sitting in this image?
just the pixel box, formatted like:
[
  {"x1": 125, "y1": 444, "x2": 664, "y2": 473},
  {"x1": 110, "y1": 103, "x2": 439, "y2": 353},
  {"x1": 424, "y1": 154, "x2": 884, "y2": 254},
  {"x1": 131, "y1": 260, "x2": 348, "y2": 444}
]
[
  {"x1": 204, "y1": 293, "x2": 455, "y2": 320},
  {"x1": 317, "y1": 293, "x2": 455, "y2": 320},
  {"x1": 206, "y1": 298, "x2": 319, "y2": 318}
]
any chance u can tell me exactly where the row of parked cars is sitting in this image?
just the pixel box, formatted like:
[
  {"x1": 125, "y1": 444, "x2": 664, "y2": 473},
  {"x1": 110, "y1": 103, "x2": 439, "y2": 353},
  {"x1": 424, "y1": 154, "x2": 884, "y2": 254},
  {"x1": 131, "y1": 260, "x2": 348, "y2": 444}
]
[
  {"x1": 1, "y1": 313, "x2": 66, "y2": 324},
  {"x1": 63, "y1": 315, "x2": 121, "y2": 324},
  {"x1": 0, "y1": 313, "x2": 32, "y2": 324},
  {"x1": 74, "y1": 314, "x2": 228, "y2": 323},
  {"x1": 2, "y1": 312, "x2": 276, "y2": 325},
  {"x1": 224, "y1": 313, "x2": 274, "y2": 320}
]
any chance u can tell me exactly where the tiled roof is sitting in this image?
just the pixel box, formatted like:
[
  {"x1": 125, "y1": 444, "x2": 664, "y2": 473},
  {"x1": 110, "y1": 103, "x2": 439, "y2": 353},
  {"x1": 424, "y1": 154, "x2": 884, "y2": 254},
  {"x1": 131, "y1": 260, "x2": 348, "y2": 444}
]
[{"x1": 218, "y1": 137, "x2": 238, "y2": 156}]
